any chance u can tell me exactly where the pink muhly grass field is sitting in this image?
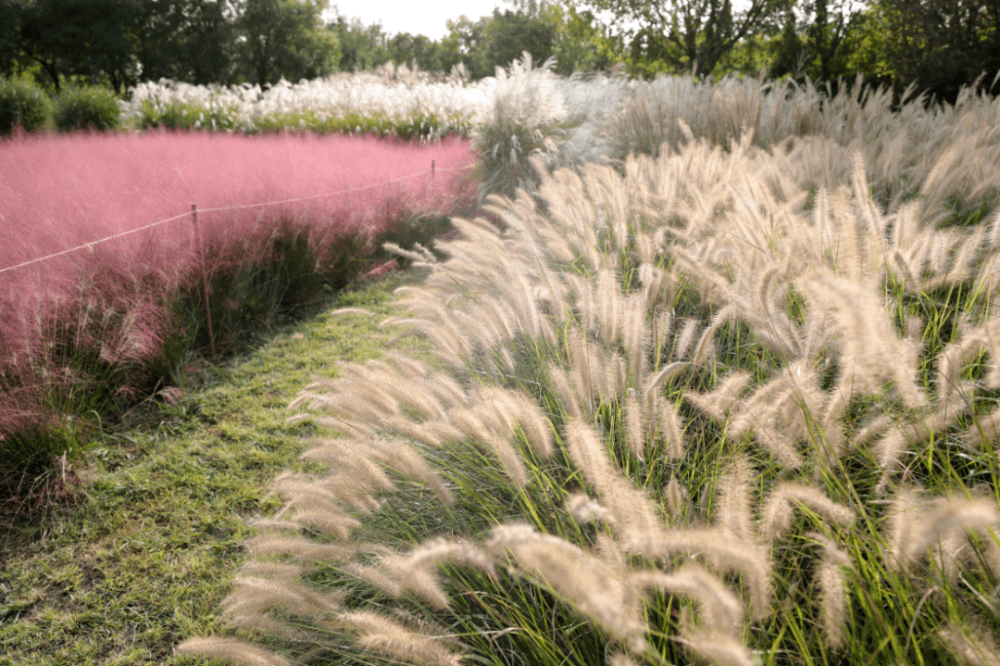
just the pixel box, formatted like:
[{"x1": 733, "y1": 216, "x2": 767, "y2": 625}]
[{"x1": 0, "y1": 129, "x2": 477, "y2": 453}]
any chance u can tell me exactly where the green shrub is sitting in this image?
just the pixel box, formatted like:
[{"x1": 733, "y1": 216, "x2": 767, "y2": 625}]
[
  {"x1": 0, "y1": 77, "x2": 53, "y2": 136},
  {"x1": 54, "y1": 85, "x2": 122, "y2": 132}
]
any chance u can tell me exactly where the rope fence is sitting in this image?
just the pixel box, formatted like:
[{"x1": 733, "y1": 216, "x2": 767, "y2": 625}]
[{"x1": 0, "y1": 160, "x2": 478, "y2": 277}]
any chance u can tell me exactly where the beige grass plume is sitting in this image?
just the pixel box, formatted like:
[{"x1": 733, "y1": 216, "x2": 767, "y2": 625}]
[
  {"x1": 379, "y1": 537, "x2": 495, "y2": 611},
  {"x1": 566, "y1": 492, "x2": 618, "y2": 526},
  {"x1": 684, "y1": 370, "x2": 752, "y2": 424},
  {"x1": 449, "y1": 407, "x2": 528, "y2": 487},
  {"x1": 175, "y1": 637, "x2": 292, "y2": 666},
  {"x1": 625, "y1": 526, "x2": 771, "y2": 621},
  {"x1": 242, "y1": 533, "x2": 355, "y2": 564},
  {"x1": 807, "y1": 532, "x2": 854, "y2": 649},
  {"x1": 939, "y1": 620, "x2": 1000, "y2": 666},
  {"x1": 664, "y1": 476, "x2": 691, "y2": 519},
  {"x1": 725, "y1": 363, "x2": 829, "y2": 470},
  {"x1": 673, "y1": 318, "x2": 702, "y2": 362},
  {"x1": 219, "y1": 564, "x2": 341, "y2": 641},
  {"x1": 760, "y1": 483, "x2": 855, "y2": 543},
  {"x1": 486, "y1": 522, "x2": 649, "y2": 653},
  {"x1": 334, "y1": 610, "x2": 464, "y2": 666},
  {"x1": 715, "y1": 457, "x2": 755, "y2": 541},
  {"x1": 624, "y1": 389, "x2": 645, "y2": 459},
  {"x1": 270, "y1": 474, "x2": 363, "y2": 540},
  {"x1": 366, "y1": 437, "x2": 455, "y2": 505},
  {"x1": 630, "y1": 564, "x2": 744, "y2": 635},
  {"x1": 474, "y1": 386, "x2": 555, "y2": 460},
  {"x1": 675, "y1": 625, "x2": 754, "y2": 666},
  {"x1": 796, "y1": 269, "x2": 928, "y2": 410},
  {"x1": 873, "y1": 392, "x2": 968, "y2": 493},
  {"x1": 563, "y1": 418, "x2": 664, "y2": 540},
  {"x1": 660, "y1": 398, "x2": 688, "y2": 461},
  {"x1": 885, "y1": 489, "x2": 1000, "y2": 577}
]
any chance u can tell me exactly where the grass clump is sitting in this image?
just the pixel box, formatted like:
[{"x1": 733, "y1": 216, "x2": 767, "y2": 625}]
[
  {"x1": 53, "y1": 85, "x2": 123, "y2": 133},
  {"x1": 467, "y1": 52, "x2": 584, "y2": 208},
  {"x1": 177, "y1": 107, "x2": 1000, "y2": 666},
  {"x1": 0, "y1": 76, "x2": 52, "y2": 137}
]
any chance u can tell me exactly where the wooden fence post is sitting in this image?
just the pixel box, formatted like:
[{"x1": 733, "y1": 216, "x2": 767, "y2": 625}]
[{"x1": 190, "y1": 203, "x2": 216, "y2": 358}]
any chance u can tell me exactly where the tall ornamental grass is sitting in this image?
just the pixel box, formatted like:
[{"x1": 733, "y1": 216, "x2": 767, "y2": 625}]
[
  {"x1": 122, "y1": 72, "x2": 491, "y2": 141},
  {"x1": 179, "y1": 71, "x2": 1000, "y2": 666},
  {"x1": 0, "y1": 129, "x2": 477, "y2": 497}
]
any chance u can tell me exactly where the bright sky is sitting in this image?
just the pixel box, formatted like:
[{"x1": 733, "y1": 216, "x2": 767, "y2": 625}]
[{"x1": 321, "y1": 0, "x2": 878, "y2": 42}]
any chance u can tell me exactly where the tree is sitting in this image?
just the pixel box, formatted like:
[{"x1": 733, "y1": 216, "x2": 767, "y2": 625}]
[
  {"x1": 863, "y1": 0, "x2": 999, "y2": 108},
  {"x1": 442, "y1": 14, "x2": 489, "y2": 77},
  {"x1": 0, "y1": 0, "x2": 32, "y2": 79},
  {"x1": 133, "y1": 0, "x2": 240, "y2": 85},
  {"x1": 534, "y1": 0, "x2": 618, "y2": 77},
  {"x1": 327, "y1": 13, "x2": 390, "y2": 72},
  {"x1": 574, "y1": 0, "x2": 800, "y2": 80},
  {"x1": 384, "y1": 32, "x2": 463, "y2": 74},
  {"x1": 738, "y1": 0, "x2": 875, "y2": 93},
  {"x1": 792, "y1": 0, "x2": 870, "y2": 82},
  {"x1": 479, "y1": 8, "x2": 556, "y2": 78},
  {"x1": 16, "y1": 0, "x2": 143, "y2": 92},
  {"x1": 236, "y1": 0, "x2": 340, "y2": 85}
]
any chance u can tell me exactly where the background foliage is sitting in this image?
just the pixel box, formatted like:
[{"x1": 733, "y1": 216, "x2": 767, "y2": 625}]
[{"x1": 0, "y1": 0, "x2": 997, "y2": 109}]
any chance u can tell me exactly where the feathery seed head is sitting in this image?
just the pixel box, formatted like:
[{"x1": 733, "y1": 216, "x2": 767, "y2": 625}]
[
  {"x1": 566, "y1": 492, "x2": 617, "y2": 525},
  {"x1": 630, "y1": 564, "x2": 745, "y2": 635},
  {"x1": 716, "y1": 457, "x2": 754, "y2": 541},
  {"x1": 938, "y1": 620, "x2": 1000, "y2": 666},
  {"x1": 665, "y1": 476, "x2": 691, "y2": 518},
  {"x1": 676, "y1": 626, "x2": 755, "y2": 666},
  {"x1": 175, "y1": 637, "x2": 292, "y2": 666},
  {"x1": 486, "y1": 523, "x2": 647, "y2": 651},
  {"x1": 760, "y1": 483, "x2": 854, "y2": 543},
  {"x1": 337, "y1": 610, "x2": 464, "y2": 666}
]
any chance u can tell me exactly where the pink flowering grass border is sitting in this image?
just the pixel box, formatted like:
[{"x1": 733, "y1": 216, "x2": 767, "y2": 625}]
[{"x1": 0, "y1": 129, "x2": 479, "y2": 494}]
